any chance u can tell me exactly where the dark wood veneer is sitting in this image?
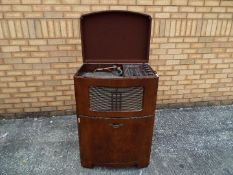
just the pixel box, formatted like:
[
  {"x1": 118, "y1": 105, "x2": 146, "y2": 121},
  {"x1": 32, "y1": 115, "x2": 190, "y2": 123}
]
[{"x1": 74, "y1": 11, "x2": 159, "y2": 168}]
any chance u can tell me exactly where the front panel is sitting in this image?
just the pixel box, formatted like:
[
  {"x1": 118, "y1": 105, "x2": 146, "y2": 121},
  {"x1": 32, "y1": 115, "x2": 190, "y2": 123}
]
[{"x1": 74, "y1": 75, "x2": 158, "y2": 118}]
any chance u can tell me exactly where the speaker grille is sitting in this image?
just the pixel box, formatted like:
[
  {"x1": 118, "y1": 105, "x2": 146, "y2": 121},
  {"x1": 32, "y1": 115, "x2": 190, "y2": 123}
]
[{"x1": 89, "y1": 86, "x2": 143, "y2": 112}]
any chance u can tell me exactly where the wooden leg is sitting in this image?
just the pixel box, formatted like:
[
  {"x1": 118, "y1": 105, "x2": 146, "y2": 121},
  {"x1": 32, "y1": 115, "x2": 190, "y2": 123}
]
[
  {"x1": 81, "y1": 161, "x2": 93, "y2": 168},
  {"x1": 137, "y1": 159, "x2": 150, "y2": 168}
]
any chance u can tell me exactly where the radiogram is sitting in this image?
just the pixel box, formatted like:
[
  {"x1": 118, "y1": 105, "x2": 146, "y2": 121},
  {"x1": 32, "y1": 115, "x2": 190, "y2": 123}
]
[{"x1": 74, "y1": 10, "x2": 159, "y2": 168}]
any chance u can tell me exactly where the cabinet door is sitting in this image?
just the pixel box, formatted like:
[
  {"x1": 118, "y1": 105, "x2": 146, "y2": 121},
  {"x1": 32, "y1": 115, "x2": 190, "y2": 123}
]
[{"x1": 78, "y1": 116, "x2": 154, "y2": 166}]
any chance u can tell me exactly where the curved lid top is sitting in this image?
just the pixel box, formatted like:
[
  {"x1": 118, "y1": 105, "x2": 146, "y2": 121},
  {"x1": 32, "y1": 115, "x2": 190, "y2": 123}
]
[{"x1": 80, "y1": 10, "x2": 152, "y2": 63}]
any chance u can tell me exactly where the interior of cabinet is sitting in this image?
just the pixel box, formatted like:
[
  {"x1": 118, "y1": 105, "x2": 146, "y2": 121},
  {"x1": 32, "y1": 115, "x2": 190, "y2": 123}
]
[{"x1": 77, "y1": 63, "x2": 156, "y2": 78}]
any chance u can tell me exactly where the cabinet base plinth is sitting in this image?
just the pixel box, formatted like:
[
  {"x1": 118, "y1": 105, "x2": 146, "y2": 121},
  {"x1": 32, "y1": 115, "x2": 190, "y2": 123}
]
[{"x1": 81, "y1": 160, "x2": 150, "y2": 168}]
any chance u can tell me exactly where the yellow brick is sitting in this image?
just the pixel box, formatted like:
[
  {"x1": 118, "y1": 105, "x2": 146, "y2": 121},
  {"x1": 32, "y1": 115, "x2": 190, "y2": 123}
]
[
  {"x1": 48, "y1": 39, "x2": 65, "y2": 45},
  {"x1": 172, "y1": 0, "x2": 187, "y2": 5},
  {"x1": 35, "y1": 20, "x2": 42, "y2": 38},
  {"x1": 205, "y1": 0, "x2": 220, "y2": 6},
  {"x1": 33, "y1": 64, "x2": 50, "y2": 69},
  {"x1": 41, "y1": 20, "x2": 48, "y2": 38},
  {"x1": 67, "y1": 20, "x2": 73, "y2": 37},
  {"x1": 48, "y1": 20, "x2": 55, "y2": 38},
  {"x1": 21, "y1": 20, "x2": 29, "y2": 38},
  {"x1": 187, "y1": 13, "x2": 202, "y2": 19},
  {"x1": 4, "y1": 12, "x2": 23, "y2": 18},
  {"x1": 0, "y1": 77, "x2": 16, "y2": 82},
  {"x1": 81, "y1": 0, "x2": 99, "y2": 4},
  {"x1": 7, "y1": 70, "x2": 24, "y2": 76},
  {"x1": 196, "y1": 7, "x2": 211, "y2": 13},
  {"x1": 128, "y1": 6, "x2": 145, "y2": 12},
  {"x1": 206, "y1": 79, "x2": 219, "y2": 84},
  {"x1": 174, "y1": 65, "x2": 188, "y2": 70},
  {"x1": 0, "y1": 104, "x2": 14, "y2": 109},
  {"x1": 0, "y1": 5, "x2": 11, "y2": 11},
  {"x1": 39, "y1": 96, "x2": 54, "y2": 102},
  {"x1": 168, "y1": 49, "x2": 182, "y2": 54},
  {"x1": 12, "y1": 5, "x2": 32, "y2": 11},
  {"x1": 155, "y1": 13, "x2": 170, "y2": 18},
  {"x1": 203, "y1": 13, "x2": 218, "y2": 19},
  {"x1": 154, "y1": 0, "x2": 170, "y2": 5},
  {"x1": 180, "y1": 7, "x2": 195, "y2": 12},
  {"x1": 22, "y1": 0, "x2": 41, "y2": 4},
  {"x1": 9, "y1": 82, "x2": 26, "y2": 87},
  {"x1": 24, "y1": 108, "x2": 40, "y2": 112},
  {"x1": 61, "y1": 80, "x2": 73, "y2": 85},
  {"x1": 185, "y1": 20, "x2": 192, "y2": 36},
  {"x1": 220, "y1": 78, "x2": 232, "y2": 83},
  {"x1": 27, "y1": 81, "x2": 43, "y2": 87},
  {"x1": 17, "y1": 76, "x2": 34, "y2": 81},
  {"x1": 160, "y1": 43, "x2": 175, "y2": 49},
  {"x1": 41, "y1": 57, "x2": 59, "y2": 63},
  {"x1": 180, "y1": 70, "x2": 194, "y2": 75},
  {"x1": 21, "y1": 46, "x2": 38, "y2": 51},
  {"x1": 22, "y1": 97, "x2": 38, "y2": 103},
  {"x1": 25, "y1": 12, "x2": 43, "y2": 18},
  {"x1": 27, "y1": 20, "x2": 36, "y2": 38},
  {"x1": 8, "y1": 20, "x2": 16, "y2": 38},
  {"x1": 110, "y1": 6, "x2": 127, "y2": 10},
  {"x1": 43, "y1": 0, "x2": 60, "y2": 4},
  {"x1": 44, "y1": 12, "x2": 63, "y2": 18},
  {"x1": 31, "y1": 102, "x2": 47, "y2": 107},
  {"x1": 212, "y1": 7, "x2": 226, "y2": 13},
  {"x1": 36, "y1": 75, "x2": 52, "y2": 80},
  {"x1": 23, "y1": 58, "x2": 41, "y2": 63},
  {"x1": 0, "y1": 65, "x2": 13, "y2": 70},
  {"x1": 53, "y1": 20, "x2": 61, "y2": 38},
  {"x1": 10, "y1": 39, "x2": 28, "y2": 45},
  {"x1": 30, "y1": 92, "x2": 46, "y2": 97},
  {"x1": 172, "y1": 75, "x2": 186, "y2": 81},
  {"x1": 48, "y1": 101, "x2": 63, "y2": 106},
  {"x1": 225, "y1": 21, "x2": 232, "y2": 35},
  {"x1": 60, "y1": 21, "x2": 67, "y2": 37},
  {"x1": 7, "y1": 108, "x2": 24, "y2": 113},
  {"x1": 1, "y1": 46, "x2": 20, "y2": 52},
  {"x1": 14, "y1": 64, "x2": 32, "y2": 70},
  {"x1": 137, "y1": 0, "x2": 153, "y2": 5},
  {"x1": 4, "y1": 58, "x2": 22, "y2": 64},
  {"x1": 29, "y1": 39, "x2": 47, "y2": 45},
  {"x1": 33, "y1": 5, "x2": 52, "y2": 11},
  {"x1": 56, "y1": 96, "x2": 71, "y2": 101},
  {"x1": 220, "y1": 0, "x2": 233, "y2": 6},
  {"x1": 163, "y1": 6, "x2": 178, "y2": 12},
  {"x1": 54, "y1": 5, "x2": 71, "y2": 11},
  {"x1": 171, "y1": 13, "x2": 186, "y2": 19},
  {"x1": 20, "y1": 87, "x2": 36, "y2": 92},
  {"x1": 91, "y1": 5, "x2": 109, "y2": 11},
  {"x1": 118, "y1": 0, "x2": 136, "y2": 5},
  {"x1": 57, "y1": 106, "x2": 73, "y2": 110},
  {"x1": 31, "y1": 52, "x2": 48, "y2": 57},
  {"x1": 174, "y1": 20, "x2": 181, "y2": 36},
  {"x1": 188, "y1": 0, "x2": 204, "y2": 6},
  {"x1": 180, "y1": 20, "x2": 186, "y2": 36},
  {"x1": 25, "y1": 70, "x2": 42, "y2": 75},
  {"x1": 169, "y1": 37, "x2": 183, "y2": 43},
  {"x1": 99, "y1": 0, "x2": 118, "y2": 4},
  {"x1": 2, "y1": 88, "x2": 17, "y2": 93}
]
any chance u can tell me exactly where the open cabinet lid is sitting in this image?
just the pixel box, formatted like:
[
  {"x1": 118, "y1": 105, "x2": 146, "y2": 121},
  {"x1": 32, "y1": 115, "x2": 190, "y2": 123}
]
[{"x1": 80, "y1": 10, "x2": 152, "y2": 63}]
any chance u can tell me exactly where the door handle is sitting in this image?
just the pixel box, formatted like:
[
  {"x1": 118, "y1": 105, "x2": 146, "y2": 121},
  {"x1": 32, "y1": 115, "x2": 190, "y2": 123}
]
[{"x1": 109, "y1": 123, "x2": 124, "y2": 129}]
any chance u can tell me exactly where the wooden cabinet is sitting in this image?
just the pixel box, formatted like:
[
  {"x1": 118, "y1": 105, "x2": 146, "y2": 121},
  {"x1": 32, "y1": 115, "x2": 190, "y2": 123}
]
[
  {"x1": 74, "y1": 11, "x2": 159, "y2": 168},
  {"x1": 78, "y1": 116, "x2": 154, "y2": 167}
]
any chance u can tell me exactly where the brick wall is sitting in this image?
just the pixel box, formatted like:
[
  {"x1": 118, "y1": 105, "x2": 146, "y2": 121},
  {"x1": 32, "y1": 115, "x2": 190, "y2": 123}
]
[{"x1": 0, "y1": 0, "x2": 233, "y2": 117}]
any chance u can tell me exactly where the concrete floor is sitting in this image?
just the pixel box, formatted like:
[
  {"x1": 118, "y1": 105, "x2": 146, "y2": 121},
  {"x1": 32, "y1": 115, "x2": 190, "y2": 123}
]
[{"x1": 0, "y1": 105, "x2": 233, "y2": 175}]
